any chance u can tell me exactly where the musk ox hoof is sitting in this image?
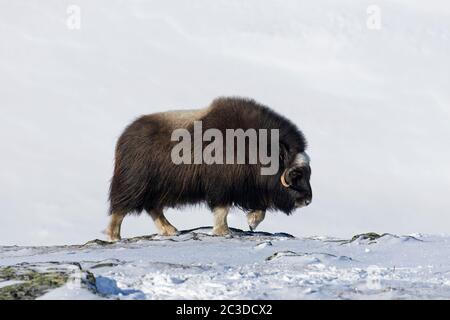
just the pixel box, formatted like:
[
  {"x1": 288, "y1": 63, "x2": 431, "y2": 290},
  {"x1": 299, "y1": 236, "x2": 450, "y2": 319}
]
[
  {"x1": 159, "y1": 226, "x2": 179, "y2": 236},
  {"x1": 107, "y1": 234, "x2": 121, "y2": 242},
  {"x1": 104, "y1": 229, "x2": 121, "y2": 242},
  {"x1": 212, "y1": 226, "x2": 231, "y2": 236},
  {"x1": 247, "y1": 210, "x2": 266, "y2": 232}
]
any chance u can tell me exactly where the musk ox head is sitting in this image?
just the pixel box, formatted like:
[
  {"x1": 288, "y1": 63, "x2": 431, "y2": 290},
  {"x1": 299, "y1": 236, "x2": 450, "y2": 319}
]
[{"x1": 280, "y1": 152, "x2": 312, "y2": 209}]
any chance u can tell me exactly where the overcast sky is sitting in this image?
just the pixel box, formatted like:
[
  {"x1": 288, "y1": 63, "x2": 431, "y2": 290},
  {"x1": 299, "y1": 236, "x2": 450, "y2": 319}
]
[{"x1": 1, "y1": 0, "x2": 449, "y2": 245}]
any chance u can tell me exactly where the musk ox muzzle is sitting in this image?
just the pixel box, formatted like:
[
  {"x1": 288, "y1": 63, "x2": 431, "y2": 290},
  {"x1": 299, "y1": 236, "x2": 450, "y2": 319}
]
[{"x1": 106, "y1": 97, "x2": 312, "y2": 241}]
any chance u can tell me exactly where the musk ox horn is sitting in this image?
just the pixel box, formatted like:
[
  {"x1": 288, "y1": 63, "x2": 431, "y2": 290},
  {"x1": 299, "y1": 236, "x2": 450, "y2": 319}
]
[{"x1": 280, "y1": 169, "x2": 290, "y2": 188}]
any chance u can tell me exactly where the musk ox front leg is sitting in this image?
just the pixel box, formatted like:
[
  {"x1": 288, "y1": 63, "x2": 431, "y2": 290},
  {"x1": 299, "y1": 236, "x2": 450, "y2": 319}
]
[
  {"x1": 212, "y1": 206, "x2": 230, "y2": 236},
  {"x1": 247, "y1": 210, "x2": 266, "y2": 231},
  {"x1": 149, "y1": 208, "x2": 179, "y2": 236}
]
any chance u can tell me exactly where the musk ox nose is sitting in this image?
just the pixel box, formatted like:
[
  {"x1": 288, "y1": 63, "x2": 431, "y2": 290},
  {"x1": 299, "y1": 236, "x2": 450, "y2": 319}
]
[{"x1": 304, "y1": 199, "x2": 311, "y2": 206}]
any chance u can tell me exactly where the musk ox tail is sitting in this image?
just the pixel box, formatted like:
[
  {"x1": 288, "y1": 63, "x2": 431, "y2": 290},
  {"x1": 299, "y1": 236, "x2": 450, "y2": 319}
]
[
  {"x1": 108, "y1": 119, "x2": 155, "y2": 215},
  {"x1": 108, "y1": 156, "x2": 148, "y2": 215}
]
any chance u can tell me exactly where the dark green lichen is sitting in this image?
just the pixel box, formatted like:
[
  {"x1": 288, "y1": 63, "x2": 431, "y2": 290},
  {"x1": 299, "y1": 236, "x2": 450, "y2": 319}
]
[
  {"x1": 0, "y1": 268, "x2": 68, "y2": 300},
  {"x1": 350, "y1": 232, "x2": 384, "y2": 242},
  {"x1": 90, "y1": 262, "x2": 119, "y2": 269},
  {"x1": 0, "y1": 266, "x2": 17, "y2": 280},
  {"x1": 266, "y1": 250, "x2": 300, "y2": 261},
  {"x1": 82, "y1": 239, "x2": 113, "y2": 247},
  {"x1": 83, "y1": 270, "x2": 97, "y2": 292}
]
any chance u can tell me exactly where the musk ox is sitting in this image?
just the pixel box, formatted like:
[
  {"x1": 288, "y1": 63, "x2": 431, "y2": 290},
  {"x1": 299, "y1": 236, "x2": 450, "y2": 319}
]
[{"x1": 106, "y1": 97, "x2": 312, "y2": 241}]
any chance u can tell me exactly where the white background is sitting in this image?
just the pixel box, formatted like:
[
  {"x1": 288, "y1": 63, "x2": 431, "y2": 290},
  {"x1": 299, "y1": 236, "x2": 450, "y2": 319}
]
[{"x1": 1, "y1": 0, "x2": 449, "y2": 245}]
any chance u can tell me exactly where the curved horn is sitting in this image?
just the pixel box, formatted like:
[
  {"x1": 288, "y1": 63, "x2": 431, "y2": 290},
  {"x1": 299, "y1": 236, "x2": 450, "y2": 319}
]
[{"x1": 280, "y1": 169, "x2": 290, "y2": 188}]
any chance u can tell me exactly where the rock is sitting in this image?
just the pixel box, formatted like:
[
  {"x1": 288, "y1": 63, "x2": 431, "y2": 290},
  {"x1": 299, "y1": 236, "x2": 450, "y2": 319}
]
[{"x1": 0, "y1": 266, "x2": 68, "y2": 300}]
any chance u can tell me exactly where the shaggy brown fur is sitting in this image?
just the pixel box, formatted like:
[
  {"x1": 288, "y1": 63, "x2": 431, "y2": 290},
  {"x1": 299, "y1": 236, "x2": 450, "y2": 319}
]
[{"x1": 107, "y1": 97, "x2": 311, "y2": 239}]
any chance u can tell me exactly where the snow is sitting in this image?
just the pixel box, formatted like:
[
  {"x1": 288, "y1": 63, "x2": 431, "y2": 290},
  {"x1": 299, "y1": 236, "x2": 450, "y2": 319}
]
[
  {"x1": 2, "y1": 229, "x2": 450, "y2": 299},
  {"x1": 0, "y1": 280, "x2": 23, "y2": 289}
]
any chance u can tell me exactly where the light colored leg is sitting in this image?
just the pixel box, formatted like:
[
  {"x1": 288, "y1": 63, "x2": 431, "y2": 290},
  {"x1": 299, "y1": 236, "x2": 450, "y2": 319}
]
[
  {"x1": 149, "y1": 208, "x2": 178, "y2": 236},
  {"x1": 106, "y1": 212, "x2": 125, "y2": 242},
  {"x1": 247, "y1": 210, "x2": 266, "y2": 231},
  {"x1": 212, "y1": 206, "x2": 230, "y2": 236}
]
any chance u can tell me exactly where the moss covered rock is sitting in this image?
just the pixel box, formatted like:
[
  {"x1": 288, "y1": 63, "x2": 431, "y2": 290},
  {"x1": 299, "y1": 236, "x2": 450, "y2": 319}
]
[
  {"x1": 0, "y1": 267, "x2": 68, "y2": 300},
  {"x1": 350, "y1": 232, "x2": 383, "y2": 242}
]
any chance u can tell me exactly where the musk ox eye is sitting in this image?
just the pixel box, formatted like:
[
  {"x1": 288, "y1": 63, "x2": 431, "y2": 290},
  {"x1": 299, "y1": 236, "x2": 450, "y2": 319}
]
[
  {"x1": 284, "y1": 167, "x2": 303, "y2": 186},
  {"x1": 289, "y1": 169, "x2": 302, "y2": 179}
]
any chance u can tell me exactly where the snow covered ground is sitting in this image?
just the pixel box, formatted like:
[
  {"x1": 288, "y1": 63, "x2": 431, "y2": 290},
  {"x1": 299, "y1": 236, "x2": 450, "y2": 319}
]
[{"x1": 1, "y1": 229, "x2": 450, "y2": 299}]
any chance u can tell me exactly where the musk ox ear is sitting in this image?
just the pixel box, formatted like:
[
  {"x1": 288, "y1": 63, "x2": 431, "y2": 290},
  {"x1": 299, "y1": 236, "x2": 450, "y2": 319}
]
[{"x1": 279, "y1": 142, "x2": 289, "y2": 166}]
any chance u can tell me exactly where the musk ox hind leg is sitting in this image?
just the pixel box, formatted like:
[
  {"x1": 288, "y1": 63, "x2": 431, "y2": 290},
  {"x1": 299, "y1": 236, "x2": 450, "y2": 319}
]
[
  {"x1": 247, "y1": 210, "x2": 266, "y2": 231},
  {"x1": 106, "y1": 211, "x2": 125, "y2": 242},
  {"x1": 148, "y1": 208, "x2": 179, "y2": 236},
  {"x1": 212, "y1": 206, "x2": 230, "y2": 236}
]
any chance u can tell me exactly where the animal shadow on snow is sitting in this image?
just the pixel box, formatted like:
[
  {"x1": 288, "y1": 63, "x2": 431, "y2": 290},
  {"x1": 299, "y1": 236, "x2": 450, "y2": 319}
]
[
  {"x1": 178, "y1": 226, "x2": 295, "y2": 239},
  {"x1": 94, "y1": 276, "x2": 145, "y2": 298}
]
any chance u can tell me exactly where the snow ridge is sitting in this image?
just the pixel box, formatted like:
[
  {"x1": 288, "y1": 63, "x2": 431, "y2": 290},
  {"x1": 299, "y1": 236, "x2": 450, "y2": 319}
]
[{"x1": 1, "y1": 229, "x2": 450, "y2": 299}]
